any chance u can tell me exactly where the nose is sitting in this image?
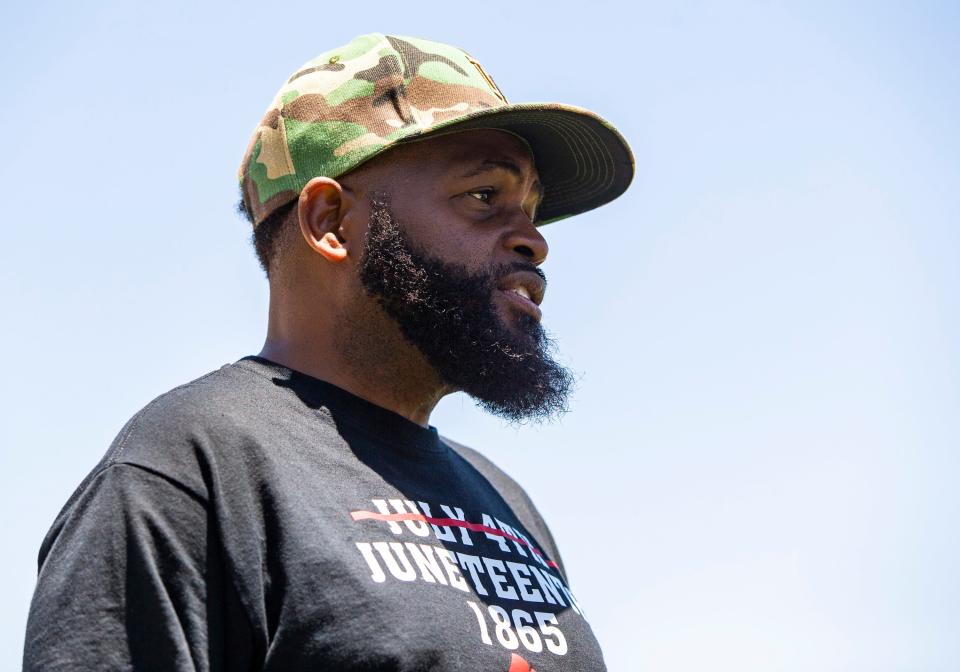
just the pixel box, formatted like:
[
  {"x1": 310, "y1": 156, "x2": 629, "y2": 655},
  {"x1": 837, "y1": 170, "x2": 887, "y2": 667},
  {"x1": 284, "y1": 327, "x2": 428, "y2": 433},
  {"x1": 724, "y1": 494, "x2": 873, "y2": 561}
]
[{"x1": 503, "y1": 216, "x2": 549, "y2": 266}]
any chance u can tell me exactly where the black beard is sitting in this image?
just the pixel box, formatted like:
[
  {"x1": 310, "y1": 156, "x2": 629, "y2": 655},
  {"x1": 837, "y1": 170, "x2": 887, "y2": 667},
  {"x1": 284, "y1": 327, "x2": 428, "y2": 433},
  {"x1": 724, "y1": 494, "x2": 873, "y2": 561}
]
[{"x1": 358, "y1": 195, "x2": 573, "y2": 424}]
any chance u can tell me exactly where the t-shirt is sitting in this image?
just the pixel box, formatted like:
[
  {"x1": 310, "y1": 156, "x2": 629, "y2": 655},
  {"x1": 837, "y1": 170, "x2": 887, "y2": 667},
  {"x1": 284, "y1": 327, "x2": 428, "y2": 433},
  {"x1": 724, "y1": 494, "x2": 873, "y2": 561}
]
[{"x1": 24, "y1": 355, "x2": 606, "y2": 671}]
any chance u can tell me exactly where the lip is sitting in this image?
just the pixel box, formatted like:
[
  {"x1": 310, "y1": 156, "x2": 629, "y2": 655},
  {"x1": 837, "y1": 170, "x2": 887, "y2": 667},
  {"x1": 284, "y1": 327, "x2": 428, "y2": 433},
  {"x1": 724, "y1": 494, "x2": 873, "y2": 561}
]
[
  {"x1": 496, "y1": 270, "x2": 546, "y2": 322},
  {"x1": 497, "y1": 271, "x2": 546, "y2": 302},
  {"x1": 498, "y1": 288, "x2": 543, "y2": 321}
]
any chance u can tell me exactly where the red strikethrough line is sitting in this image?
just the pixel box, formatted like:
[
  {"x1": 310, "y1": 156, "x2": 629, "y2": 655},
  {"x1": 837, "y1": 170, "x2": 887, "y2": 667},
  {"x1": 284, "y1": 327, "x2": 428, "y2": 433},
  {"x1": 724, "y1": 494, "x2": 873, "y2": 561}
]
[{"x1": 350, "y1": 510, "x2": 560, "y2": 569}]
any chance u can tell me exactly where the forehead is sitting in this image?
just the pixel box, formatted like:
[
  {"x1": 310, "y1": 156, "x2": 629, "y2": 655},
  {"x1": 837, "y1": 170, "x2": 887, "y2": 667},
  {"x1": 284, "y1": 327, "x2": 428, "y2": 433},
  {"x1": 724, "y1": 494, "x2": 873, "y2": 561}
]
[{"x1": 376, "y1": 128, "x2": 539, "y2": 179}]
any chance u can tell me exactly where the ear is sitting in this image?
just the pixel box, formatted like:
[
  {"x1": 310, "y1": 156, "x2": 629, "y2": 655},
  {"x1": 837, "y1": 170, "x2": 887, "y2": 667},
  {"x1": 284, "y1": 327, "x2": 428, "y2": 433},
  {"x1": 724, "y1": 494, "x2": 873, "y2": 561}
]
[{"x1": 298, "y1": 176, "x2": 353, "y2": 263}]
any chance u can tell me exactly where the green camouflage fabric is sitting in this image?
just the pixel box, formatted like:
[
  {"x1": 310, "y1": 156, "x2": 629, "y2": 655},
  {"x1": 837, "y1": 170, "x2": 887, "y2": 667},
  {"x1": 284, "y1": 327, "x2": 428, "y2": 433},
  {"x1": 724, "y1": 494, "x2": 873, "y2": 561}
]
[{"x1": 238, "y1": 33, "x2": 634, "y2": 228}]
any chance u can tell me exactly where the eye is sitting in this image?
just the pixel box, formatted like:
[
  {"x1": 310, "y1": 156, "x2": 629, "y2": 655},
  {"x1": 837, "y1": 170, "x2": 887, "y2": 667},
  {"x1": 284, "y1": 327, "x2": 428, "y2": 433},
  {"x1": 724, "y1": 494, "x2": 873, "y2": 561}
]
[{"x1": 466, "y1": 188, "x2": 495, "y2": 203}]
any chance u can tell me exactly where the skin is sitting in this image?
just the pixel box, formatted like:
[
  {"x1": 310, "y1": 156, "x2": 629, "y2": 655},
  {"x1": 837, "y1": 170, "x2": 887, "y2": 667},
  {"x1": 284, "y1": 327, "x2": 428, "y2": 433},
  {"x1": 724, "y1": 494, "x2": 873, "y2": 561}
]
[{"x1": 258, "y1": 128, "x2": 549, "y2": 427}]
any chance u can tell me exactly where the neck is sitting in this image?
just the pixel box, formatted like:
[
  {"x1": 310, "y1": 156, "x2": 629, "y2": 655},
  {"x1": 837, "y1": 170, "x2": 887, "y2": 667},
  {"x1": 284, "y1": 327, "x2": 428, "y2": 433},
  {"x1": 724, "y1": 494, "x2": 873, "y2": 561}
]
[{"x1": 259, "y1": 288, "x2": 450, "y2": 428}]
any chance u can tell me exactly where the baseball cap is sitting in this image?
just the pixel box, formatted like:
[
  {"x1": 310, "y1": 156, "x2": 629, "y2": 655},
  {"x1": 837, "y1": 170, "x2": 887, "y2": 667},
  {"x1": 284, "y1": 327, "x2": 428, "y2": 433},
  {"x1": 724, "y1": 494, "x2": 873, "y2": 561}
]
[{"x1": 238, "y1": 33, "x2": 634, "y2": 228}]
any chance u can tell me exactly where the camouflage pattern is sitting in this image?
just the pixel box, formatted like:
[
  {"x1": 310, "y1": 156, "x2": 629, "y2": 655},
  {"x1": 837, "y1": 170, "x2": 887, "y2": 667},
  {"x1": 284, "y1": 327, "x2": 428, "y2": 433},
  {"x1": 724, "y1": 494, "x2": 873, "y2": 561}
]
[{"x1": 238, "y1": 33, "x2": 634, "y2": 228}]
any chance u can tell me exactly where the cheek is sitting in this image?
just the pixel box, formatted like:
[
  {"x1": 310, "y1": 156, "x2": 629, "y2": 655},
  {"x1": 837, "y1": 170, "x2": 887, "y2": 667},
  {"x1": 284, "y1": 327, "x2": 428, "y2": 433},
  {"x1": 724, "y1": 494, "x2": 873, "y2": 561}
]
[
  {"x1": 442, "y1": 235, "x2": 496, "y2": 269},
  {"x1": 407, "y1": 220, "x2": 497, "y2": 269},
  {"x1": 389, "y1": 195, "x2": 500, "y2": 268}
]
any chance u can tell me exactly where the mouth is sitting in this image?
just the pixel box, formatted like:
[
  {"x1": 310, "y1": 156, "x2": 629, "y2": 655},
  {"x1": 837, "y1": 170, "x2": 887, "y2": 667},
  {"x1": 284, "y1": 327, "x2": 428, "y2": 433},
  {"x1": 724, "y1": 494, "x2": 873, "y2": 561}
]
[{"x1": 496, "y1": 272, "x2": 545, "y2": 322}]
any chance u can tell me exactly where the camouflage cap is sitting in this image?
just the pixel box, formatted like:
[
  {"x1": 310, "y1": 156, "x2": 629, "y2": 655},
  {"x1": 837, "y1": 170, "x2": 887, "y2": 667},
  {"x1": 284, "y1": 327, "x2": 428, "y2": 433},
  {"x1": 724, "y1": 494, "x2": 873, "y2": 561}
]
[{"x1": 238, "y1": 33, "x2": 634, "y2": 228}]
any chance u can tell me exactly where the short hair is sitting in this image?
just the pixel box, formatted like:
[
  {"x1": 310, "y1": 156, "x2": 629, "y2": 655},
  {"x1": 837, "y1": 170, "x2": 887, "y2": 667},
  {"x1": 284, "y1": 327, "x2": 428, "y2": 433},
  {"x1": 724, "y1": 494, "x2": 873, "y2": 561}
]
[{"x1": 237, "y1": 188, "x2": 297, "y2": 279}]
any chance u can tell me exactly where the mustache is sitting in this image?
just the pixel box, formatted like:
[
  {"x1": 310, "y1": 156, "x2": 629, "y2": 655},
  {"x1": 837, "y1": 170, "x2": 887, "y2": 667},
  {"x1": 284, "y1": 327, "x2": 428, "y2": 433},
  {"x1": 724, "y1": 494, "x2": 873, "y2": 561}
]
[{"x1": 491, "y1": 261, "x2": 546, "y2": 285}]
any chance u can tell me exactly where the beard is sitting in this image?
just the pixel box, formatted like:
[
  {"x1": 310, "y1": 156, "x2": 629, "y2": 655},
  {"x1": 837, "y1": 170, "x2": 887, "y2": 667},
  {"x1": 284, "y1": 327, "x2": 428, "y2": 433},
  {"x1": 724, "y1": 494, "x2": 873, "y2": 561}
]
[{"x1": 357, "y1": 194, "x2": 574, "y2": 424}]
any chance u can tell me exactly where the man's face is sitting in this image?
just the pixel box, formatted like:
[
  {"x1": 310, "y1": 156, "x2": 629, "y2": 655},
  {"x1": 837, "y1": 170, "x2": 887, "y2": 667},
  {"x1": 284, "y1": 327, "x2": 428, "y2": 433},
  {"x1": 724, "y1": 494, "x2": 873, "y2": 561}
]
[{"x1": 352, "y1": 129, "x2": 573, "y2": 423}]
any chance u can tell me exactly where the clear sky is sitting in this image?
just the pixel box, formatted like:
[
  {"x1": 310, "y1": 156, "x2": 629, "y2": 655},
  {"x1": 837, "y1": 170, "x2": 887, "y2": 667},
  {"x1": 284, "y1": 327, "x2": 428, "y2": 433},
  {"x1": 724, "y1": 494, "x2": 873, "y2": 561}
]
[{"x1": 2, "y1": 1, "x2": 958, "y2": 670}]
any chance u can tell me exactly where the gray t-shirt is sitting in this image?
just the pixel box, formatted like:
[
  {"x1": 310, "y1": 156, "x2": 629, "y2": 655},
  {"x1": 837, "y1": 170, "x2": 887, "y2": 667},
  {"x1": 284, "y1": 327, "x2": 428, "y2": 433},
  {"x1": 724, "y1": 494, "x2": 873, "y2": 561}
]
[{"x1": 24, "y1": 355, "x2": 606, "y2": 671}]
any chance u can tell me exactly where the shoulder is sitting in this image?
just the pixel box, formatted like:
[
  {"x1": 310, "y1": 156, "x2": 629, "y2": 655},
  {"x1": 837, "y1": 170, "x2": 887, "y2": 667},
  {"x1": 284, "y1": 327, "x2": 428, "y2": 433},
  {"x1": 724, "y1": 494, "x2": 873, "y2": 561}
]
[
  {"x1": 117, "y1": 359, "x2": 277, "y2": 441},
  {"x1": 440, "y1": 435, "x2": 568, "y2": 576},
  {"x1": 35, "y1": 364, "x2": 255, "y2": 571},
  {"x1": 105, "y1": 364, "x2": 253, "y2": 472},
  {"x1": 68, "y1": 360, "x2": 285, "y2": 507},
  {"x1": 440, "y1": 436, "x2": 522, "y2": 492}
]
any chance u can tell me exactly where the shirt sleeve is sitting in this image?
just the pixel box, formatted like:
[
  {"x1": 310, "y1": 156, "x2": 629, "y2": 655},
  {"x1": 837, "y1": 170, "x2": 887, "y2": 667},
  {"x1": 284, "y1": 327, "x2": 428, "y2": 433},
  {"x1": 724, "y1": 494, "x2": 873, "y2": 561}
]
[{"x1": 23, "y1": 463, "x2": 226, "y2": 671}]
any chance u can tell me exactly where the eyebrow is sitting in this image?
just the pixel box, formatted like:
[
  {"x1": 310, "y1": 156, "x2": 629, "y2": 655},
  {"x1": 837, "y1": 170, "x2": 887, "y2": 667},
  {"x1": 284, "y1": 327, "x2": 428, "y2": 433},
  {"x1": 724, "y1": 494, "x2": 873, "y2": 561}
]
[
  {"x1": 459, "y1": 159, "x2": 545, "y2": 215},
  {"x1": 459, "y1": 159, "x2": 526, "y2": 181}
]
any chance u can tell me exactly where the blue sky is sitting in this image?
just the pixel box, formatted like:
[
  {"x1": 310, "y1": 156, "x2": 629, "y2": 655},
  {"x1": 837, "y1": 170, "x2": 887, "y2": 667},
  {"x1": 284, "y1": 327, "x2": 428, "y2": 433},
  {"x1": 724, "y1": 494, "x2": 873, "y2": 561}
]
[{"x1": 2, "y1": 1, "x2": 958, "y2": 670}]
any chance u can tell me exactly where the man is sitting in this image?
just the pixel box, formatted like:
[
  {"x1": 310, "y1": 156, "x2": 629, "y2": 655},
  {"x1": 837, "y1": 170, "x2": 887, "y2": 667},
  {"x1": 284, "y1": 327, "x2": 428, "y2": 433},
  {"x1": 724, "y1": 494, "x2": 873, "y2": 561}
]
[{"x1": 24, "y1": 33, "x2": 633, "y2": 671}]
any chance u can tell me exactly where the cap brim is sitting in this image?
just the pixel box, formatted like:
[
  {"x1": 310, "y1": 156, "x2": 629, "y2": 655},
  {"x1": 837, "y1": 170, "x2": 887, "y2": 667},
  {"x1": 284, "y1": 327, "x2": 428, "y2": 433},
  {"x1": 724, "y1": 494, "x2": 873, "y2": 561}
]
[{"x1": 402, "y1": 102, "x2": 635, "y2": 225}]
